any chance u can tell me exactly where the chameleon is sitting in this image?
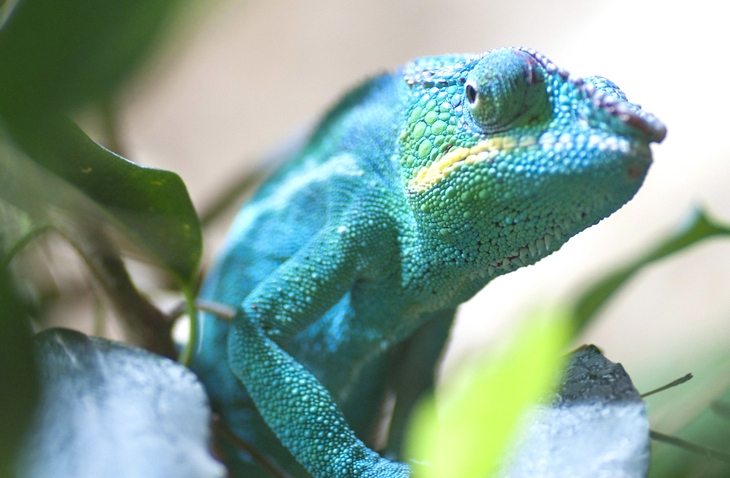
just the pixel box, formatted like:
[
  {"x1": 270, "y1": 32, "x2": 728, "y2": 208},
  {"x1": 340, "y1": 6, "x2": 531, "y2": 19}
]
[{"x1": 191, "y1": 47, "x2": 666, "y2": 477}]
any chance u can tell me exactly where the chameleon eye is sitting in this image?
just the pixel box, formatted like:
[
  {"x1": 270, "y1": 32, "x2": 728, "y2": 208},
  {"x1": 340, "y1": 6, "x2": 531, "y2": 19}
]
[
  {"x1": 465, "y1": 49, "x2": 547, "y2": 133},
  {"x1": 465, "y1": 82, "x2": 478, "y2": 106}
]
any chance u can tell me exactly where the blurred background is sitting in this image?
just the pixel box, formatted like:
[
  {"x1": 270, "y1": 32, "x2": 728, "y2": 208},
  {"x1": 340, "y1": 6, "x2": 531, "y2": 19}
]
[{"x1": 73, "y1": 0, "x2": 728, "y2": 434}]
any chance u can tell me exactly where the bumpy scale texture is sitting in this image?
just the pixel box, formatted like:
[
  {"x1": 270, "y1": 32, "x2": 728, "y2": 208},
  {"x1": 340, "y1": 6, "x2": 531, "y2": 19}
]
[{"x1": 192, "y1": 47, "x2": 665, "y2": 478}]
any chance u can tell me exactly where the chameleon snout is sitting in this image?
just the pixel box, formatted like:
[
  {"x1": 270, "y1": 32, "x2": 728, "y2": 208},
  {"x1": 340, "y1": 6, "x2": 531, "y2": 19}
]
[{"x1": 579, "y1": 75, "x2": 667, "y2": 144}]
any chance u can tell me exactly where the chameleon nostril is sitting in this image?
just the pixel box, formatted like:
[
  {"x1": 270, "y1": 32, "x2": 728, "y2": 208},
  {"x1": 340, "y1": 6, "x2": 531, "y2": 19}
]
[
  {"x1": 623, "y1": 111, "x2": 667, "y2": 143},
  {"x1": 627, "y1": 162, "x2": 646, "y2": 180}
]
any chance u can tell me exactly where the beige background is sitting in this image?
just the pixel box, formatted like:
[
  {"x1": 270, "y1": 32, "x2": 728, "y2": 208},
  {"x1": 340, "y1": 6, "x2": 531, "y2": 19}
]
[{"x1": 105, "y1": 0, "x2": 729, "y2": 430}]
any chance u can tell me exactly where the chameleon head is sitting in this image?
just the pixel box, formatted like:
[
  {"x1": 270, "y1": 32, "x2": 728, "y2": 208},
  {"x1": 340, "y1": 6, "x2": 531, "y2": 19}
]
[{"x1": 400, "y1": 47, "x2": 666, "y2": 277}]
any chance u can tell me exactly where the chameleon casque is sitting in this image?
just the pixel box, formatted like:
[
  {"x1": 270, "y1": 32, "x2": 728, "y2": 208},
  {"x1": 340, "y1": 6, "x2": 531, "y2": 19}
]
[{"x1": 192, "y1": 47, "x2": 666, "y2": 477}]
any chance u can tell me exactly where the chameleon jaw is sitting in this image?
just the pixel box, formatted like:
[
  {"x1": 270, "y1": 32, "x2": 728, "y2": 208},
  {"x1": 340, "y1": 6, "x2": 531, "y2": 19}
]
[
  {"x1": 482, "y1": 195, "x2": 620, "y2": 278},
  {"x1": 482, "y1": 181, "x2": 636, "y2": 278},
  {"x1": 483, "y1": 222, "x2": 570, "y2": 277}
]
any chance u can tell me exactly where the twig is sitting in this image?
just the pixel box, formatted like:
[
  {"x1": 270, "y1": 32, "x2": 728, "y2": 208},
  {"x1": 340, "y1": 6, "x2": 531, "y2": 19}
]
[
  {"x1": 60, "y1": 225, "x2": 176, "y2": 358},
  {"x1": 167, "y1": 299, "x2": 236, "y2": 322},
  {"x1": 199, "y1": 166, "x2": 269, "y2": 228},
  {"x1": 650, "y1": 430, "x2": 730, "y2": 464},
  {"x1": 199, "y1": 126, "x2": 310, "y2": 228},
  {"x1": 641, "y1": 373, "x2": 693, "y2": 398},
  {"x1": 212, "y1": 414, "x2": 293, "y2": 478}
]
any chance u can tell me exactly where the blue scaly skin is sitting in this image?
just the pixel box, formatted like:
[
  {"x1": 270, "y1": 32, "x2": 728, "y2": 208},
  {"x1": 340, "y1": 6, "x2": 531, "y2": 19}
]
[{"x1": 192, "y1": 47, "x2": 665, "y2": 477}]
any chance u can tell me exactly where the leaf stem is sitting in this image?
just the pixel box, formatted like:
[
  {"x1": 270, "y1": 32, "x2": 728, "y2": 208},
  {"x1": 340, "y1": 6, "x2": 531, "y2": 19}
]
[
  {"x1": 178, "y1": 284, "x2": 198, "y2": 366},
  {"x1": 168, "y1": 298, "x2": 236, "y2": 322},
  {"x1": 0, "y1": 223, "x2": 53, "y2": 271}
]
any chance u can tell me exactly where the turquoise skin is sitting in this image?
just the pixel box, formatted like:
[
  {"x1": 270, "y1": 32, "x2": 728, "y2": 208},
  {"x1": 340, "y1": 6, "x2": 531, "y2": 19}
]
[{"x1": 192, "y1": 47, "x2": 665, "y2": 477}]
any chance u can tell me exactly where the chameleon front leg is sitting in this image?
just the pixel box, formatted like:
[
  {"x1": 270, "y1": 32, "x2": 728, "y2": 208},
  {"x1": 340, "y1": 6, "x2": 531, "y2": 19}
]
[
  {"x1": 226, "y1": 227, "x2": 410, "y2": 478},
  {"x1": 384, "y1": 308, "x2": 456, "y2": 458}
]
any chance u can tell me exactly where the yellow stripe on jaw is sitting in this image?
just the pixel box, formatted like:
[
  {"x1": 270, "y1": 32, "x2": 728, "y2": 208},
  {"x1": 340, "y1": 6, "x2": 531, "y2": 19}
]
[{"x1": 408, "y1": 134, "x2": 536, "y2": 192}]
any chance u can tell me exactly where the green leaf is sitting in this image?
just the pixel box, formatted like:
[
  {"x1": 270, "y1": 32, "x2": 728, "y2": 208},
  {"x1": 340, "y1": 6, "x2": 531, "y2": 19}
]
[
  {"x1": 405, "y1": 307, "x2": 570, "y2": 478},
  {"x1": 0, "y1": 0, "x2": 185, "y2": 115},
  {"x1": 16, "y1": 328, "x2": 225, "y2": 478},
  {"x1": 0, "y1": 116, "x2": 202, "y2": 287},
  {"x1": 0, "y1": 0, "x2": 203, "y2": 288},
  {"x1": 572, "y1": 208, "x2": 730, "y2": 333},
  {"x1": 0, "y1": 267, "x2": 38, "y2": 478}
]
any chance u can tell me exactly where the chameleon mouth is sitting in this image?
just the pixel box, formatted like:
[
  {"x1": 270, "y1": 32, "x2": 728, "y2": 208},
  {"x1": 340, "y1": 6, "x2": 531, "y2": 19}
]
[{"x1": 486, "y1": 225, "x2": 564, "y2": 277}]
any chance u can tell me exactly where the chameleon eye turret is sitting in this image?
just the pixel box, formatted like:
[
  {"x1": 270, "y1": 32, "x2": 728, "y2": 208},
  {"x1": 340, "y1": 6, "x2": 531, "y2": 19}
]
[{"x1": 464, "y1": 48, "x2": 550, "y2": 133}]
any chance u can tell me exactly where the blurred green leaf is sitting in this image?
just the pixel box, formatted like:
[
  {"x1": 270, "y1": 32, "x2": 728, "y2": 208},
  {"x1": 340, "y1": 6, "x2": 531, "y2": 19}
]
[
  {"x1": 572, "y1": 208, "x2": 730, "y2": 333},
  {"x1": 0, "y1": 266, "x2": 38, "y2": 478},
  {"x1": 0, "y1": 200, "x2": 41, "y2": 258},
  {"x1": 0, "y1": 201, "x2": 52, "y2": 271},
  {"x1": 0, "y1": 116, "x2": 202, "y2": 287},
  {"x1": 0, "y1": 0, "x2": 185, "y2": 115},
  {"x1": 405, "y1": 307, "x2": 570, "y2": 478},
  {"x1": 199, "y1": 126, "x2": 311, "y2": 228}
]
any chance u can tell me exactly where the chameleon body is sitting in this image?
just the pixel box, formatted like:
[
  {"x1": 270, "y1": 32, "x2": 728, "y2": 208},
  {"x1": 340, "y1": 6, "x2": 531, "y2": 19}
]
[{"x1": 192, "y1": 47, "x2": 665, "y2": 477}]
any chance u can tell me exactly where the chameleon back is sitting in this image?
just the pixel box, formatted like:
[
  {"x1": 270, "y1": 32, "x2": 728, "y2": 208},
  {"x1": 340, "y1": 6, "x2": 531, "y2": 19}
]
[{"x1": 192, "y1": 73, "x2": 409, "y2": 476}]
